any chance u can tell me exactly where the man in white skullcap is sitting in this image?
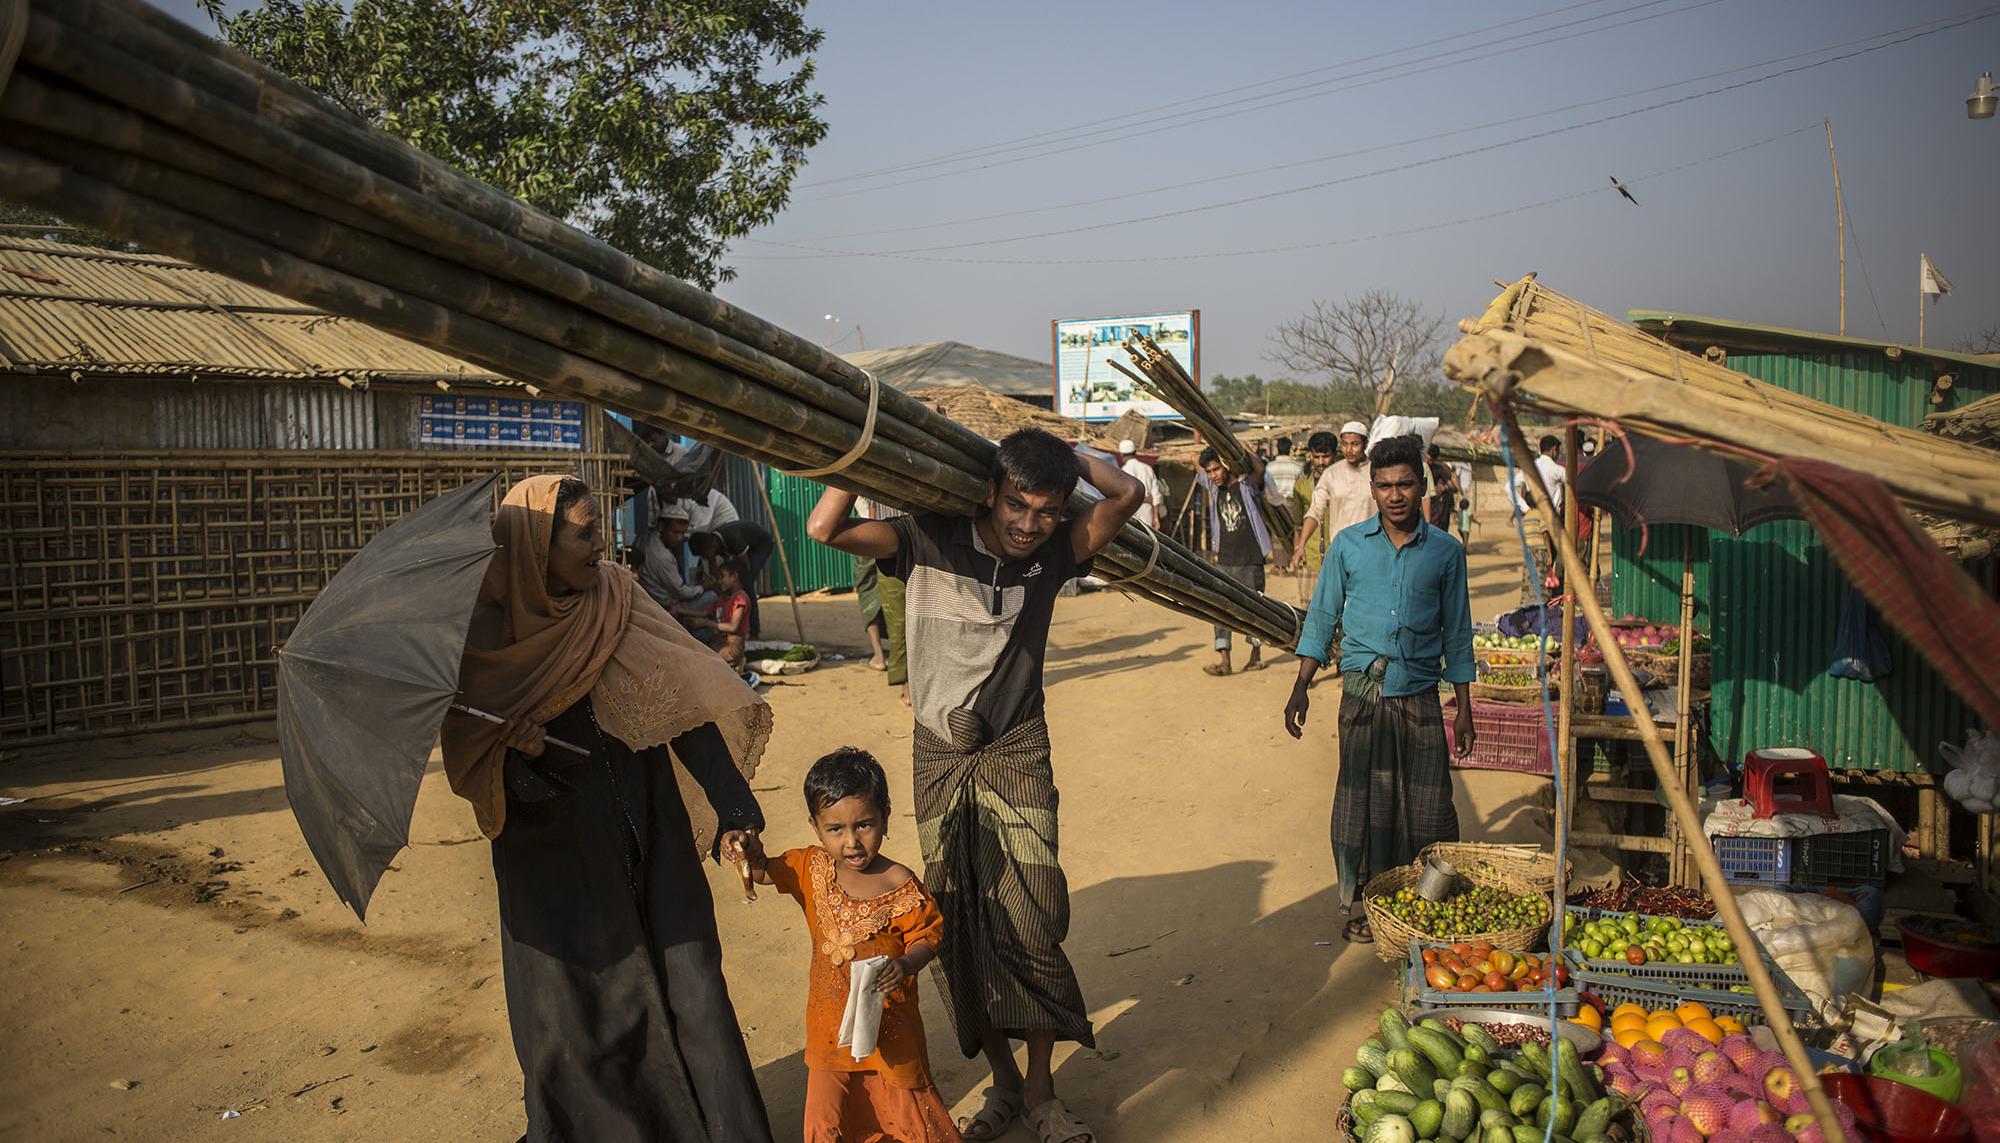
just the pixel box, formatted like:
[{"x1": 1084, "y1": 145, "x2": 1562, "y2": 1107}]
[
  {"x1": 1292, "y1": 420, "x2": 1376, "y2": 577},
  {"x1": 1118, "y1": 439, "x2": 1166, "y2": 529},
  {"x1": 636, "y1": 500, "x2": 710, "y2": 618}
]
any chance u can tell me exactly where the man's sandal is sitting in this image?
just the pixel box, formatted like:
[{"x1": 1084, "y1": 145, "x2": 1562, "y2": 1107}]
[
  {"x1": 1343, "y1": 916, "x2": 1375, "y2": 944},
  {"x1": 1202, "y1": 662, "x2": 1232, "y2": 677},
  {"x1": 1025, "y1": 1098, "x2": 1096, "y2": 1143},
  {"x1": 958, "y1": 1086, "x2": 1024, "y2": 1141},
  {"x1": 1241, "y1": 657, "x2": 1267, "y2": 671}
]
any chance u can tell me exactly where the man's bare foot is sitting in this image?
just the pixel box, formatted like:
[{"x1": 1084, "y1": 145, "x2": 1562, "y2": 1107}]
[
  {"x1": 898, "y1": 683, "x2": 911, "y2": 707},
  {"x1": 867, "y1": 653, "x2": 887, "y2": 671},
  {"x1": 1202, "y1": 655, "x2": 1232, "y2": 677},
  {"x1": 1242, "y1": 651, "x2": 1266, "y2": 671}
]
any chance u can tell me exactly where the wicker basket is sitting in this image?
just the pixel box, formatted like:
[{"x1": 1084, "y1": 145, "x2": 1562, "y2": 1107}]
[
  {"x1": 1469, "y1": 680, "x2": 1549, "y2": 704},
  {"x1": 1422, "y1": 842, "x2": 1570, "y2": 895},
  {"x1": 1630, "y1": 649, "x2": 1710, "y2": 691},
  {"x1": 1361, "y1": 859, "x2": 1552, "y2": 964}
]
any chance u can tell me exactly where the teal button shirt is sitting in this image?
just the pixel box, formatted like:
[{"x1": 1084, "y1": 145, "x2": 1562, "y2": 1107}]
[{"x1": 1296, "y1": 516, "x2": 1475, "y2": 698}]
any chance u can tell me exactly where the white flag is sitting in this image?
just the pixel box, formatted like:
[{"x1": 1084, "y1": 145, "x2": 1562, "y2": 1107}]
[{"x1": 1921, "y1": 253, "x2": 1953, "y2": 301}]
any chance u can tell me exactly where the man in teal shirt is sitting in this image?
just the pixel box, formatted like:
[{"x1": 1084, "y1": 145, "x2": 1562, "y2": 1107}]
[{"x1": 1283, "y1": 434, "x2": 1476, "y2": 943}]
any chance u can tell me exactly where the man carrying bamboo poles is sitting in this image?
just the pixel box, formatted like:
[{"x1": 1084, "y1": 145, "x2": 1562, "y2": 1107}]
[
  {"x1": 807, "y1": 428, "x2": 1144, "y2": 1143},
  {"x1": 1282, "y1": 434, "x2": 1477, "y2": 944}
]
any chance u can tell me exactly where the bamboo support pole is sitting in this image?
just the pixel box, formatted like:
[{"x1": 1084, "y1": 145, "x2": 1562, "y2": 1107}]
[
  {"x1": 1669, "y1": 545, "x2": 1699, "y2": 887},
  {"x1": 1558, "y1": 425, "x2": 1580, "y2": 821},
  {"x1": 1484, "y1": 380, "x2": 1847, "y2": 1143}
]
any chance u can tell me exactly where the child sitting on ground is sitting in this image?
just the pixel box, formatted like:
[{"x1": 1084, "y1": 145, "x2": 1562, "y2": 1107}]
[
  {"x1": 727, "y1": 749, "x2": 960, "y2": 1143},
  {"x1": 687, "y1": 556, "x2": 751, "y2": 669}
]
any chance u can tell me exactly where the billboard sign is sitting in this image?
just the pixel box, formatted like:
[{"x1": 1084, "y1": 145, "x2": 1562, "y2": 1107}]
[
  {"x1": 1052, "y1": 310, "x2": 1198, "y2": 421},
  {"x1": 419, "y1": 394, "x2": 586, "y2": 449}
]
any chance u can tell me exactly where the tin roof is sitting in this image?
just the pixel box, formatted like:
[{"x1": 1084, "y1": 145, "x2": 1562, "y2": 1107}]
[
  {"x1": 1627, "y1": 310, "x2": 2000, "y2": 378},
  {"x1": 0, "y1": 236, "x2": 509, "y2": 388}
]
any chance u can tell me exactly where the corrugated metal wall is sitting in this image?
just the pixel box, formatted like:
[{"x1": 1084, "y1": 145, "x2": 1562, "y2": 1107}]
[
  {"x1": 1609, "y1": 522, "x2": 1709, "y2": 624},
  {"x1": 714, "y1": 456, "x2": 856, "y2": 597},
  {"x1": 1666, "y1": 351, "x2": 2000, "y2": 773},
  {"x1": 151, "y1": 383, "x2": 378, "y2": 449}
]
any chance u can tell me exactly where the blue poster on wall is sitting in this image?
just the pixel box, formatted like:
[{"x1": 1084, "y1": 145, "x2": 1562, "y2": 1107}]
[{"x1": 418, "y1": 395, "x2": 585, "y2": 449}]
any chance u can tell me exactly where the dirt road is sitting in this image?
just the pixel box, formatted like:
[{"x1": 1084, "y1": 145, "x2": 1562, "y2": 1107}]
[{"x1": 0, "y1": 533, "x2": 1548, "y2": 1141}]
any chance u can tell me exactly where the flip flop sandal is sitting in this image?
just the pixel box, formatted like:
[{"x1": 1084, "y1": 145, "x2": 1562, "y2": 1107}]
[
  {"x1": 1202, "y1": 663, "x2": 1232, "y2": 677},
  {"x1": 1343, "y1": 917, "x2": 1376, "y2": 944},
  {"x1": 958, "y1": 1086, "x2": 1024, "y2": 1141},
  {"x1": 1242, "y1": 658, "x2": 1268, "y2": 671},
  {"x1": 1025, "y1": 1098, "x2": 1096, "y2": 1143}
]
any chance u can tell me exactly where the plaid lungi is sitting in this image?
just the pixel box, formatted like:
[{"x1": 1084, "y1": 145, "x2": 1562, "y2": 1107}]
[
  {"x1": 912, "y1": 717, "x2": 1094, "y2": 1056},
  {"x1": 1330, "y1": 660, "x2": 1459, "y2": 910}
]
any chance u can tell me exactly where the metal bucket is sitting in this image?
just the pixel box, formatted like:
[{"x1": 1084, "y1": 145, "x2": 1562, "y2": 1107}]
[{"x1": 1417, "y1": 857, "x2": 1458, "y2": 902}]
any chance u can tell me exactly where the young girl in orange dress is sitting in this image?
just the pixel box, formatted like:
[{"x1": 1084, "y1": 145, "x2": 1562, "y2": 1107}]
[{"x1": 730, "y1": 748, "x2": 961, "y2": 1143}]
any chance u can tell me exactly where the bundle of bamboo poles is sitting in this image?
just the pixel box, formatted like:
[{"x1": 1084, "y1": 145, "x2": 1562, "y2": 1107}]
[
  {"x1": 1112, "y1": 335, "x2": 1296, "y2": 543},
  {"x1": 0, "y1": 0, "x2": 1305, "y2": 648}
]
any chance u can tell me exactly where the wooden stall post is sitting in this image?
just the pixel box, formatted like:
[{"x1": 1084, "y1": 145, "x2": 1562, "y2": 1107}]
[
  {"x1": 1558, "y1": 426, "x2": 1581, "y2": 820},
  {"x1": 1669, "y1": 539, "x2": 1699, "y2": 886}
]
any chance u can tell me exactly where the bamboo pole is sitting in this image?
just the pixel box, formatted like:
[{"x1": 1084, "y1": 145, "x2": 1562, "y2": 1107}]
[
  {"x1": 1669, "y1": 541, "x2": 1698, "y2": 887},
  {"x1": 1113, "y1": 338, "x2": 1294, "y2": 541},
  {"x1": 750, "y1": 465, "x2": 809, "y2": 645},
  {"x1": 1484, "y1": 381, "x2": 1847, "y2": 1143},
  {"x1": 1558, "y1": 425, "x2": 1580, "y2": 822}
]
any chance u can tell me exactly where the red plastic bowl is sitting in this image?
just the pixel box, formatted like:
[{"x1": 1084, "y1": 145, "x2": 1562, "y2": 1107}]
[
  {"x1": 1821, "y1": 1072, "x2": 1970, "y2": 1143},
  {"x1": 1897, "y1": 917, "x2": 2000, "y2": 979}
]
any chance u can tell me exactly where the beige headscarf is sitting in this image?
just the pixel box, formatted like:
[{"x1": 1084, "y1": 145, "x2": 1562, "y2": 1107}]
[{"x1": 441, "y1": 475, "x2": 772, "y2": 850}]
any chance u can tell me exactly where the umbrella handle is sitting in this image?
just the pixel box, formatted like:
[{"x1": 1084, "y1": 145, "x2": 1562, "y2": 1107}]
[{"x1": 449, "y1": 703, "x2": 590, "y2": 756}]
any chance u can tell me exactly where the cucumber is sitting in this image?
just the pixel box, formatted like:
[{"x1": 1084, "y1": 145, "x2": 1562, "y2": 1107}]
[
  {"x1": 1367, "y1": 1113, "x2": 1416, "y2": 1143},
  {"x1": 1433, "y1": 1079, "x2": 1453, "y2": 1103},
  {"x1": 1389, "y1": 1049, "x2": 1439, "y2": 1096},
  {"x1": 1411, "y1": 1098, "x2": 1446, "y2": 1141},
  {"x1": 1557, "y1": 1039, "x2": 1601, "y2": 1104},
  {"x1": 1511, "y1": 1127, "x2": 1546, "y2": 1143},
  {"x1": 1461, "y1": 1024, "x2": 1503, "y2": 1055},
  {"x1": 1463, "y1": 1043, "x2": 1490, "y2": 1066},
  {"x1": 1455, "y1": 1060, "x2": 1489, "y2": 1080},
  {"x1": 1381, "y1": 1009, "x2": 1414, "y2": 1051},
  {"x1": 1534, "y1": 1095, "x2": 1577, "y2": 1136},
  {"x1": 1507, "y1": 1083, "x2": 1546, "y2": 1119},
  {"x1": 1421, "y1": 1017, "x2": 1468, "y2": 1051},
  {"x1": 1453, "y1": 1077, "x2": 1509, "y2": 1116},
  {"x1": 1441, "y1": 1089, "x2": 1477, "y2": 1141},
  {"x1": 1410, "y1": 1027, "x2": 1466, "y2": 1075},
  {"x1": 1352, "y1": 1089, "x2": 1382, "y2": 1122},
  {"x1": 1344, "y1": 1066, "x2": 1379, "y2": 1094},
  {"x1": 1484, "y1": 1068, "x2": 1522, "y2": 1095},
  {"x1": 1479, "y1": 1108, "x2": 1516, "y2": 1131},
  {"x1": 1358, "y1": 1040, "x2": 1394, "y2": 1078},
  {"x1": 1376, "y1": 1073, "x2": 1413, "y2": 1095},
  {"x1": 1519, "y1": 1040, "x2": 1551, "y2": 1076},
  {"x1": 1374, "y1": 1091, "x2": 1422, "y2": 1116},
  {"x1": 1573, "y1": 1097, "x2": 1616, "y2": 1140},
  {"x1": 1484, "y1": 1126, "x2": 1516, "y2": 1143}
]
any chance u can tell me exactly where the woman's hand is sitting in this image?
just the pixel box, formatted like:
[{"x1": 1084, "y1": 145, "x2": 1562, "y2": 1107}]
[
  {"x1": 499, "y1": 717, "x2": 547, "y2": 758},
  {"x1": 720, "y1": 829, "x2": 768, "y2": 880},
  {"x1": 874, "y1": 955, "x2": 912, "y2": 993}
]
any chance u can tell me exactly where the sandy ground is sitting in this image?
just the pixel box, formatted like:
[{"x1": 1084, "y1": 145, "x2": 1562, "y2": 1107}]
[{"x1": 0, "y1": 533, "x2": 1548, "y2": 1142}]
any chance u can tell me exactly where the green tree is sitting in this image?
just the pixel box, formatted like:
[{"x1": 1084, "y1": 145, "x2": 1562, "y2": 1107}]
[
  {"x1": 0, "y1": 203, "x2": 137, "y2": 250},
  {"x1": 202, "y1": 0, "x2": 827, "y2": 288},
  {"x1": 1206, "y1": 373, "x2": 1266, "y2": 414}
]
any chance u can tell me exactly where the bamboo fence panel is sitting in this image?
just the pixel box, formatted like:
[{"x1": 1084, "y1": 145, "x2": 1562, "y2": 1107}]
[{"x1": 0, "y1": 451, "x2": 625, "y2": 742}]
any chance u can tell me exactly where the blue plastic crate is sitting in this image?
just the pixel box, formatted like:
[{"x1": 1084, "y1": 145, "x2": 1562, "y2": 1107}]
[
  {"x1": 1562, "y1": 950, "x2": 1817, "y2": 1027},
  {"x1": 1404, "y1": 940, "x2": 1579, "y2": 1014},
  {"x1": 1713, "y1": 835, "x2": 1793, "y2": 884}
]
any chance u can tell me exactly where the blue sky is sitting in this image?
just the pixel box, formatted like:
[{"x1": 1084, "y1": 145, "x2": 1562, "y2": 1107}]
[{"x1": 159, "y1": 1, "x2": 2000, "y2": 378}]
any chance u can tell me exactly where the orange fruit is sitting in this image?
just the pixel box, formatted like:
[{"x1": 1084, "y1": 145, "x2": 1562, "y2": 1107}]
[
  {"x1": 1611, "y1": 1014, "x2": 1649, "y2": 1035},
  {"x1": 1613, "y1": 1026, "x2": 1649, "y2": 1050},
  {"x1": 1675, "y1": 1001, "x2": 1713, "y2": 1024},
  {"x1": 1685, "y1": 1017, "x2": 1725, "y2": 1045},
  {"x1": 1572, "y1": 1006, "x2": 1603, "y2": 1031},
  {"x1": 1644, "y1": 1014, "x2": 1684, "y2": 1042},
  {"x1": 1715, "y1": 1015, "x2": 1746, "y2": 1035},
  {"x1": 1612, "y1": 1002, "x2": 1647, "y2": 1021}
]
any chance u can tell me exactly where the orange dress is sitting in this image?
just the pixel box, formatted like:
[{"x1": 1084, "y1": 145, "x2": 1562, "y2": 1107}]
[{"x1": 769, "y1": 847, "x2": 961, "y2": 1143}]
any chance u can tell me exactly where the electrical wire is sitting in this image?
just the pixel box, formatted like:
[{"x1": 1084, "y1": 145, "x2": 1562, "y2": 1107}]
[
  {"x1": 747, "y1": 8, "x2": 1996, "y2": 261},
  {"x1": 784, "y1": 11, "x2": 1971, "y2": 245},
  {"x1": 1836, "y1": 192, "x2": 1893, "y2": 339},
  {"x1": 799, "y1": 0, "x2": 1650, "y2": 188},
  {"x1": 796, "y1": 0, "x2": 1732, "y2": 199}
]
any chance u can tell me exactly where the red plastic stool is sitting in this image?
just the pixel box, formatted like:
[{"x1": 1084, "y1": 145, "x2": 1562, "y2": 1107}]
[{"x1": 1743, "y1": 747, "x2": 1838, "y2": 821}]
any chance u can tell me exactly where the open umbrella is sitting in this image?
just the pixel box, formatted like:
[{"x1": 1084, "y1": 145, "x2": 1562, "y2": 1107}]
[
  {"x1": 276, "y1": 474, "x2": 580, "y2": 920},
  {"x1": 1574, "y1": 434, "x2": 1799, "y2": 535}
]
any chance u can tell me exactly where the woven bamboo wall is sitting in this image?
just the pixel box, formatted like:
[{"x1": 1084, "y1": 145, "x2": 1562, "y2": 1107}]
[{"x1": 1, "y1": 451, "x2": 627, "y2": 743}]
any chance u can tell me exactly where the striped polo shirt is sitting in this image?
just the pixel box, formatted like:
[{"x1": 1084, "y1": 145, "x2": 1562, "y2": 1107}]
[{"x1": 882, "y1": 513, "x2": 1089, "y2": 745}]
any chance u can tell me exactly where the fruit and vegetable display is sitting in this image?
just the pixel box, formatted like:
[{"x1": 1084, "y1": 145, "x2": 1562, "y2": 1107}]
[
  {"x1": 1376, "y1": 886, "x2": 1552, "y2": 940},
  {"x1": 1343, "y1": 1007, "x2": 1637, "y2": 1143},
  {"x1": 1657, "y1": 635, "x2": 1710, "y2": 658},
  {"x1": 1480, "y1": 670, "x2": 1544, "y2": 688},
  {"x1": 1566, "y1": 883, "x2": 1715, "y2": 920},
  {"x1": 1593, "y1": 1002, "x2": 1855, "y2": 1143},
  {"x1": 1419, "y1": 944, "x2": 1570, "y2": 995},
  {"x1": 775, "y1": 643, "x2": 819, "y2": 662},
  {"x1": 1565, "y1": 912, "x2": 1739, "y2": 968},
  {"x1": 1602, "y1": 618, "x2": 1672, "y2": 650},
  {"x1": 1473, "y1": 633, "x2": 1557, "y2": 668}
]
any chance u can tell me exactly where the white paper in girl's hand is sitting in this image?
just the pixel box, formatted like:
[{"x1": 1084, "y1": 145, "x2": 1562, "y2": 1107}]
[{"x1": 837, "y1": 955, "x2": 889, "y2": 1060}]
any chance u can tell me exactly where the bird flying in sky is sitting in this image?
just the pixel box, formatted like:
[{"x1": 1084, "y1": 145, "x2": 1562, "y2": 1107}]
[{"x1": 1609, "y1": 175, "x2": 1639, "y2": 205}]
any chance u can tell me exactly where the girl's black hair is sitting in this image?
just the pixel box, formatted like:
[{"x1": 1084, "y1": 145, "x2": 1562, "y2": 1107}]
[{"x1": 803, "y1": 747, "x2": 890, "y2": 820}]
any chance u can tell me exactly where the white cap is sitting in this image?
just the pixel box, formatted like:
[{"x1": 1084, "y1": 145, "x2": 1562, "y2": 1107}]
[
  {"x1": 1340, "y1": 420, "x2": 1368, "y2": 438},
  {"x1": 1118, "y1": 439, "x2": 1137, "y2": 455},
  {"x1": 658, "y1": 502, "x2": 690, "y2": 521}
]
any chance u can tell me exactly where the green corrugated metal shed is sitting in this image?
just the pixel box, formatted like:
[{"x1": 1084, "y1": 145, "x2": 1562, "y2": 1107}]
[
  {"x1": 1607, "y1": 312, "x2": 2000, "y2": 773},
  {"x1": 764, "y1": 470, "x2": 859, "y2": 595}
]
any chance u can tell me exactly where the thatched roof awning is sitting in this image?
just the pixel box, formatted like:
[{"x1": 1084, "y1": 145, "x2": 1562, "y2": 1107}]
[
  {"x1": 1446, "y1": 277, "x2": 2000, "y2": 530},
  {"x1": 0, "y1": 236, "x2": 511, "y2": 389},
  {"x1": 1929, "y1": 389, "x2": 2000, "y2": 446}
]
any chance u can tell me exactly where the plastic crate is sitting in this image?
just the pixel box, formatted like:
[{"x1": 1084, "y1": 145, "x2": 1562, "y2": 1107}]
[
  {"x1": 1796, "y1": 829, "x2": 1889, "y2": 887},
  {"x1": 1563, "y1": 951, "x2": 1817, "y2": 1027},
  {"x1": 1713, "y1": 835, "x2": 1793, "y2": 884},
  {"x1": 1443, "y1": 698, "x2": 1553, "y2": 774},
  {"x1": 1404, "y1": 940, "x2": 1579, "y2": 1014}
]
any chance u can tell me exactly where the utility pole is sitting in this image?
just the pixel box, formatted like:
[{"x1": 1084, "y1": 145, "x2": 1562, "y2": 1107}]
[{"x1": 1824, "y1": 120, "x2": 1846, "y2": 336}]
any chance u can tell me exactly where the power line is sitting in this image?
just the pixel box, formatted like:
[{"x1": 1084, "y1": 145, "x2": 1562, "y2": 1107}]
[
  {"x1": 735, "y1": 123, "x2": 1821, "y2": 268},
  {"x1": 1837, "y1": 192, "x2": 1893, "y2": 338},
  {"x1": 796, "y1": 0, "x2": 1730, "y2": 199},
  {"x1": 747, "y1": 7, "x2": 1998, "y2": 260},
  {"x1": 785, "y1": 10, "x2": 1978, "y2": 245},
  {"x1": 798, "y1": 0, "x2": 1634, "y2": 188}
]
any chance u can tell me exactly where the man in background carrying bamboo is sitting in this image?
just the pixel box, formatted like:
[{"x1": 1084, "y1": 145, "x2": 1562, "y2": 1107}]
[
  {"x1": 1282, "y1": 434, "x2": 1476, "y2": 944},
  {"x1": 807, "y1": 428, "x2": 1144, "y2": 1143}
]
